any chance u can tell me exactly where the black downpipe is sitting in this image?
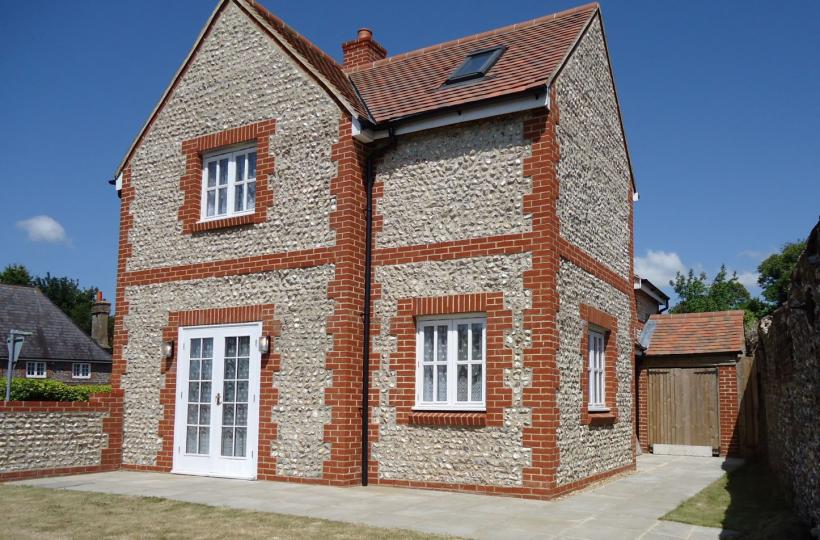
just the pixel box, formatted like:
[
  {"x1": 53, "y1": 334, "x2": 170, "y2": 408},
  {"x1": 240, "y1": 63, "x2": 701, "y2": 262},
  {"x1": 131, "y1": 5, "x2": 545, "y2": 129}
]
[{"x1": 361, "y1": 128, "x2": 396, "y2": 486}]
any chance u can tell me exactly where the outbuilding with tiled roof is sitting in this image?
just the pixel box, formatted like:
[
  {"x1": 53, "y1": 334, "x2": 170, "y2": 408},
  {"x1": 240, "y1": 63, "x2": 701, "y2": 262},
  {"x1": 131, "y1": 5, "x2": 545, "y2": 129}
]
[{"x1": 635, "y1": 310, "x2": 749, "y2": 459}]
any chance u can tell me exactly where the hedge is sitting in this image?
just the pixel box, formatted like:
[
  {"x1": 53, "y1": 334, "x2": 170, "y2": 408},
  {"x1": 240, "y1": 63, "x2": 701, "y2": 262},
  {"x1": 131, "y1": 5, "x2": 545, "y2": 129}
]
[{"x1": 0, "y1": 378, "x2": 111, "y2": 402}]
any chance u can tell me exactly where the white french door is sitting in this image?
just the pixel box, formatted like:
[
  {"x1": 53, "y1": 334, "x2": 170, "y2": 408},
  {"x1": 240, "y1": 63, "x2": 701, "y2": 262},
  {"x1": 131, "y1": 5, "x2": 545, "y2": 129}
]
[{"x1": 172, "y1": 323, "x2": 261, "y2": 480}]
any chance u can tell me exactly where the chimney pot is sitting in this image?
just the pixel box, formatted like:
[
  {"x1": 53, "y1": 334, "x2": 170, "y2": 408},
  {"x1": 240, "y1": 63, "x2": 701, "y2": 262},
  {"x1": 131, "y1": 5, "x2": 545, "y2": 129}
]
[{"x1": 357, "y1": 28, "x2": 372, "y2": 40}]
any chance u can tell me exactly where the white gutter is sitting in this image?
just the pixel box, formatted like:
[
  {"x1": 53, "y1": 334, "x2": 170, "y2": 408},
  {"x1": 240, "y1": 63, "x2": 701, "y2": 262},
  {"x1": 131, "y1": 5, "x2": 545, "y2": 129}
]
[{"x1": 353, "y1": 88, "x2": 550, "y2": 143}]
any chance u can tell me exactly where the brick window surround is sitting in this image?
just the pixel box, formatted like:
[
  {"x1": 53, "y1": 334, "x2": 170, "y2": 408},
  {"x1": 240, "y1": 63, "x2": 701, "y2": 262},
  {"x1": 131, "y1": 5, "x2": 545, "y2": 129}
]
[
  {"x1": 579, "y1": 304, "x2": 619, "y2": 426},
  {"x1": 154, "y1": 305, "x2": 281, "y2": 474},
  {"x1": 179, "y1": 119, "x2": 276, "y2": 234},
  {"x1": 389, "y1": 293, "x2": 513, "y2": 428}
]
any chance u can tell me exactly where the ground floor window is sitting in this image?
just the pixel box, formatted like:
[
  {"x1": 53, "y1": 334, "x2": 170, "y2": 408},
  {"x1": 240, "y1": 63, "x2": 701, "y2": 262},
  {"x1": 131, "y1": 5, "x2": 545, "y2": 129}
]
[
  {"x1": 26, "y1": 361, "x2": 46, "y2": 378},
  {"x1": 72, "y1": 362, "x2": 91, "y2": 379},
  {"x1": 415, "y1": 315, "x2": 486, "y2": 411},
  {"x1": 588, "y1": 328, "x2": 607, "y2": 411}
]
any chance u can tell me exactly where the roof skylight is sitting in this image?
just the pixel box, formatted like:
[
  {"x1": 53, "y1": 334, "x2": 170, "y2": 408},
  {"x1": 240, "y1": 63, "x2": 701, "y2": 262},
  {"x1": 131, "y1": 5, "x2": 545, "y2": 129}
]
[{"x1": 445, "y1": 46, "x2": 505, "y2": 84}]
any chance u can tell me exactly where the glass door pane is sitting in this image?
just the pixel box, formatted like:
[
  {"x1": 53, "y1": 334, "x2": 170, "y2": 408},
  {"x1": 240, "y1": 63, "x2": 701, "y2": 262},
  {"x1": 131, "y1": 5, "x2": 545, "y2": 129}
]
[
  {"x1": 185, "y1": 337, "x2": 213, "y2": 454},
  {"x1": 221, "y1": 335, "x2": 250, "y2": 458}
]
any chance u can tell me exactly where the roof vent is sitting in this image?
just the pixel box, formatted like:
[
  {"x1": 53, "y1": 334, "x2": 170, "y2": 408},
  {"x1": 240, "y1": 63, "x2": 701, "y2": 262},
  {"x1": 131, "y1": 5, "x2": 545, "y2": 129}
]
[{"x1": 445, "y1": 46, "x2": 506, "y2": 84}]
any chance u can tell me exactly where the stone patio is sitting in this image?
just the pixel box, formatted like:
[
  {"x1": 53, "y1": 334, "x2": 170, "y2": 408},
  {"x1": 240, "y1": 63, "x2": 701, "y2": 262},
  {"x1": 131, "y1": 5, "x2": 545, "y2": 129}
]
[{"x1": 14, "y1": 454, "x2": 742, "y2": 539}]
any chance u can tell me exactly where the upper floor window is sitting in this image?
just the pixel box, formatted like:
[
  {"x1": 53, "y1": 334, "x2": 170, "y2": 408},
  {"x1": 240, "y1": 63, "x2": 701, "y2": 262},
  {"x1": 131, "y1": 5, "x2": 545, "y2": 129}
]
[
  {"x1": 415, "y1": 315, "x2": 486, "y2": 411},
  {"x1": 26, "y1": 361, "x2": 46, "y2": 379},
  {"x1": 72, "y1": 362, "x2": 91, "y2": 379},
  {"x1": 201, "y1": 145, "x2": 257, "y2": 221},
  {"x1": 588, "y1": 329, "x2": 607, "y2": 411}
]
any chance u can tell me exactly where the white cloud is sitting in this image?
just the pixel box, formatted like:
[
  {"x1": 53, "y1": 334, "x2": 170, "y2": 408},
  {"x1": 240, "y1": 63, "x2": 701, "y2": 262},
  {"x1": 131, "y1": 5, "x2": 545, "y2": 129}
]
[
  {"x1": 16, "y1": 215, "x2": 68, "y2": 244},
  {"x1": 735, "y1": 271, "x2": 759, "y2": 288},
  {"x1": 634, "y1": 250, "x2": 686, "y2": 287}
]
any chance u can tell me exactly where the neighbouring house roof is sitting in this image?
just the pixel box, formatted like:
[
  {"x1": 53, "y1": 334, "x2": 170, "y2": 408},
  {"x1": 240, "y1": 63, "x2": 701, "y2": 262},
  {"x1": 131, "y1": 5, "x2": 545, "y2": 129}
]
[
  {"x1": 643, "y1": 310, "x2": 745, "y2": 357},
  {"x1": 633, "y1": 275, "x2": 670, "y2": 305},
  {"x1": 348, "y1": 3, "x2": 598, "y2": 124},
  {"x1": 0, "y1": 284, "x2": 112, "y2": 363}
]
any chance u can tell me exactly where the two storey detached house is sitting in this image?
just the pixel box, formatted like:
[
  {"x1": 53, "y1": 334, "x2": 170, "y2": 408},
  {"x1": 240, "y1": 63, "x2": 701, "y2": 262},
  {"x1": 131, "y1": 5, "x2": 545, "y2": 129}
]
[{"x1": 111, "y1": 0, "x2": 637, "y2": 499}]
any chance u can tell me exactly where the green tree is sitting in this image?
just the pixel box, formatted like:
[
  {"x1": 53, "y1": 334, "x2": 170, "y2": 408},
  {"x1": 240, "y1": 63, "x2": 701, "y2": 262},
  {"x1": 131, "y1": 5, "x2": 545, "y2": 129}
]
[
  {"x1": 0, "y1": 264, "x2": 33, "y2": 286},
  {"x1": 670, "y1": 265, "x2": 756, "y2": 324},
  {"x1": 757, "y1": 240, "x2": 807, "y2": 307},
  {"x1": 32, "y1": 273, "x2": 99, "y2": 335}
]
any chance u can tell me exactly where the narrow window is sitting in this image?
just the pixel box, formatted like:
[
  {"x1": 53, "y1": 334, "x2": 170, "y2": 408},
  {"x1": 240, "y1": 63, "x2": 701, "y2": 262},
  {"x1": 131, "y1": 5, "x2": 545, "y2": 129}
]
[
  {"x1": 445, "y1": 46, "x2": 505, "y2": 84},
  {"x1": 416, "y1": 315, "x2": 486, "y2": 410},
  {"x1": 72, "y1": 362, "x2": 91, "y2": 379},
  {"x1": 26, "y1": 361, "x2": 46, "y2": 379},
  {"x1": 201, "y1": 145, "x2": 257, "y2": 221},
  {"x1": 588, "y1": 329, "x2": 607, "y2": 411}
]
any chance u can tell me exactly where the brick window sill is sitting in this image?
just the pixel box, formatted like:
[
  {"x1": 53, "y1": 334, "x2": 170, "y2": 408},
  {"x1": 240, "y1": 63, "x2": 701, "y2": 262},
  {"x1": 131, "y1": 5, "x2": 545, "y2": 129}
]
[
  {"x1": 583, "y1": 411, "x2": 617, "y2": 426},
  {"x1": 191, "y1": 214, "x2": 257, "y2": 233},
  {"x1": 407, "y1": 411, "x2": 487, "y2": 427}
]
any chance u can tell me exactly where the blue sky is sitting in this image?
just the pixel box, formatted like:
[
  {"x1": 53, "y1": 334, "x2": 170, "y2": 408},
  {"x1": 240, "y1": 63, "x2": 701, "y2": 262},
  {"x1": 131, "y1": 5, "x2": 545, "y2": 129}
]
[{"x1": 1, "y1": 0, "x2": 818, "y2": 307}]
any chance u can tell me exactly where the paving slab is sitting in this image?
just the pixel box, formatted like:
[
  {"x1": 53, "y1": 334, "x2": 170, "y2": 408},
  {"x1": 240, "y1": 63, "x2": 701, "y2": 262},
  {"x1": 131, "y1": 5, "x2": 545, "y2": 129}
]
[{"x1": 13, "y1": 454, "x2": 739, "y2": 539}]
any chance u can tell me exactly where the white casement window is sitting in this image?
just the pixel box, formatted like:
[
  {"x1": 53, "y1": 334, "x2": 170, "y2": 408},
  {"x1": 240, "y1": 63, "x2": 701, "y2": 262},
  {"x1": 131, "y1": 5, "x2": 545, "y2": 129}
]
[
  {"x1": 588, "y1": 329, "x2": 607, "y2": 411},
  {"x1": 201, "y1": 145, "x2": 257, "y2": 221},
  {"x1": 72, "y1": 362, "x2": 91, "y2": 379},
  {"x1": 415, "y1": 316, "x2": 486, "y2": 411},
  {"x1": 26, "y1": 361, "x2": 46, "y2": 379}
]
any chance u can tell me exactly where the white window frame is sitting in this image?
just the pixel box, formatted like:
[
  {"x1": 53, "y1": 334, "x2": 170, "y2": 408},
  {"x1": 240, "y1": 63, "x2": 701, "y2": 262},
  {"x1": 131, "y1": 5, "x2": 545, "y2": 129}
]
[
  {"x1": 26, "y1": 361, "x2": 46, "y2": 379},
  {"x1": 200, "y1": 144, "x2": 257, "y2": 222},
  {"x1": 588, "y1": 328, "x2": 608, "y2": 412},
  {"x1": 415, "y1": 314, "x2": 486, "y2": 411},
  {"x1": 72, "y1": 362, "x2": 92, "y2": 379}
]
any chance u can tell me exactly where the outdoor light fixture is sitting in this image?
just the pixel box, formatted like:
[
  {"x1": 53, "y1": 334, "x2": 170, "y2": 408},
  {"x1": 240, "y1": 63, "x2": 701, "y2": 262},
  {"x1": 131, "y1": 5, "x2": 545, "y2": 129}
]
[
  {"x1": 258, "y1": 335, "x2": 270, "y2": 354},
  {"x1": 161, "y1": 340, "x2": 174, "y2": 359}
]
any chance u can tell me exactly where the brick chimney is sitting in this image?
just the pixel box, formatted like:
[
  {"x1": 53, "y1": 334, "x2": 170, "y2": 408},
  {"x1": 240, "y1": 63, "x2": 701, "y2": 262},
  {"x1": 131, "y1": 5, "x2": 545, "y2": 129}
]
[
  {"x1": 91, "y1": 291, "x2": 111, "y2": 350},
  {"x1": 342, "y1": 28, "x2": 387, "y2": 70}
]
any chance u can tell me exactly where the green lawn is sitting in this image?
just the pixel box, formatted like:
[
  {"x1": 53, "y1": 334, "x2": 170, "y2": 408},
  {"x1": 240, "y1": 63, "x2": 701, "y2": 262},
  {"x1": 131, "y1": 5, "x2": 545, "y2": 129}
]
[
  {"x1": 0, "y1": 484, "x2": 454, "y2": 540},
  {"x1": 662, "y1": 461, "x2": 809, "y2": 540}
]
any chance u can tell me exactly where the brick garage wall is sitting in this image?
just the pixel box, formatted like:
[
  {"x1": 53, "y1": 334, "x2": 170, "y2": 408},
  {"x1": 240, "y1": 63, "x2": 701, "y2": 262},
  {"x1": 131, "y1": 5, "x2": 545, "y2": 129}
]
[
  {"x1": 0, "y1": 392, "x2": 122, "y2": 481},
  {"x1": 754, "y1": 220, "x2": 819, "y2": 530}
]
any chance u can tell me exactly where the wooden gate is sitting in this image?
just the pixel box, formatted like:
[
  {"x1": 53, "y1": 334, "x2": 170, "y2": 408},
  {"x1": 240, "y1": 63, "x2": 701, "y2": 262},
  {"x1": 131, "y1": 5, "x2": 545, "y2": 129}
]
[{"x1": 648, "y1": 367, "x2": 720, "y2": 450}]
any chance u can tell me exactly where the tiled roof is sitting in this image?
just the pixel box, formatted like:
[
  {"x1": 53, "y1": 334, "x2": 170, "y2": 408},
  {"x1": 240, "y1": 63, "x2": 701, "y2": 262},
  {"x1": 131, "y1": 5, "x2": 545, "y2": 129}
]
[
  {"x1": 644, "y1": 311, "x2": 745, "y2": 356},
  {"x1": 244, "y1": 0, "x2": 370, "y2": 119},
  {"x1": 349, "y1": 3, "x2": 598, "y2": 123},
  {"x1": 0, "y1": 284, "x2": 111, "y2": 363}
]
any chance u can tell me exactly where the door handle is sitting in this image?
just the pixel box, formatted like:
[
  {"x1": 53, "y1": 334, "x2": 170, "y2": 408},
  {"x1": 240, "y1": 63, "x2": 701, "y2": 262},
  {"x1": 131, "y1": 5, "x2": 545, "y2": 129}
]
[{"x1": 216, "y1": 392, "x2": 222, "y2": 406}]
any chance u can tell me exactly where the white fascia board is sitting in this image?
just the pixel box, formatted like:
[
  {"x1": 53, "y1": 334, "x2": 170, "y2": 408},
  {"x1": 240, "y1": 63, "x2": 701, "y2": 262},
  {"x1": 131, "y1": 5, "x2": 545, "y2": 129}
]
[
  {"x1": 353, "y1": 88, "x2": 550, "y2": 143},
  {"x1": 115, "y1": 172, "x2": 123, "y2": 192}
]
